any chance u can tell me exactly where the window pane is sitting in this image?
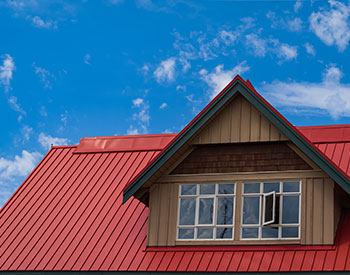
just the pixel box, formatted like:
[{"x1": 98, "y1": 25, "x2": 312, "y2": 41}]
[
  {"x1": 179, "y1": 198, "x2": 196, "y2": 225},
  {"x1": 244, "y1": 183, "x2": 260, "y2": 193},
  {"x1": 282, "y1": 196, "x2": 299, "y2": 224},
  {"x1": 199, "y1": 198, "x2": 214, "y2": 224},
  {"x1": 283, "y1": 182, "x2": 300, "y2": 193},
  {"x1": 178, "y1": 228, "x2": 194, "y2": 239},
  {"x1": 197, "y1": 228, "x2": 213, "y2": 239},
  {"x1": 199, "y1": 184, "x2": 215, "y2": 194},
  {"x1": 264, "y1": 182, "x2": 280, "y2": 193},
  {"x1": 282, "y1": 227, "x2": 299, "y2": 238},
  {"x1": 262, "y1": 227, "x2": 278, "y2": 238},
  {"x1": 218, "y1": 184, "x2": 235, "y2": 194},
  {"x1": 216, "y1": 228, "x2": 233, "y2": 239},
  {"x1": 217, "y1": 197, "x2": 234, "y2": 225},
  {"x1": 242, "y1": 196, "x2": 260, "y2": 224},
  {"x1": 264, "y1": 193, "x2": 274, "y2": 224},
  {"x1": 242, "y1": 227, "x2": 259, "y2": 239},
  {"x1": 181, "y1": 184, "x2": 196, "y2": 195}
]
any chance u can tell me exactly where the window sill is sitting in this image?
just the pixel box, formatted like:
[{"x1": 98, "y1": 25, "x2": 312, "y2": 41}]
[
  {"x1": 175, "y1": 239, "x2": 301, "y2": 246},
  {"x1": 145, "y1": 242, "x2": 335, "y2": 252}
]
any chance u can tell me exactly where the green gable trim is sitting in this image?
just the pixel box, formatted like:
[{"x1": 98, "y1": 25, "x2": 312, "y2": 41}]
[
  {"x1": 239, "y1": 83, "x2": 350, "y2": 195},
  {"x1": 123, "y1": 80, "x2": 242, "y2": 203},
  {"x1": 123, "y1": 79, "x2": 350, "y2": 203}
]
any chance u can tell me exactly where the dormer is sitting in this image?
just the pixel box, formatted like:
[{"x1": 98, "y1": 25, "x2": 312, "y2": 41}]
[{"x1": 123, "y1": 76, "x2": 350, "y2": 247}]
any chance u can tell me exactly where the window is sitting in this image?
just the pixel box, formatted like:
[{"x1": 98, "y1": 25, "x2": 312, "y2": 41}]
[
  {"x1": 177, "y1": 183, "x2": 235, "y2": 240},
  {"x1": 241, "y1": 181, "x2": 300, "y2": 239}
]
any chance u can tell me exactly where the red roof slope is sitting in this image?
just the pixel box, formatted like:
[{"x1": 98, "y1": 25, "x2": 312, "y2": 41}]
[{"x1": 0, "y1": 130, "x2": 350, "y2": 272}]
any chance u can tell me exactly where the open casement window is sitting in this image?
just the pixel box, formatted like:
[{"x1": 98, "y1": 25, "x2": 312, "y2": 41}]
[
  {"x1": 241, "y1": 181, "x2": 300, "y2": 240},
  {"x1": 177, "y1": 183, "x2": 235, "y2": 240},
  {"x1": 263, "y1": 191, "x2": 276, "y2": 225}
]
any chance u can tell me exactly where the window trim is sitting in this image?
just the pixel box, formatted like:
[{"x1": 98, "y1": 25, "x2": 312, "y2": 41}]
[
  {"x1": 176, "y1": 183, "x2": 236, "y2": 241},
  {"x1": 240, "y1": 181, "x2": 301, "y2": 241},
  {"x1": 263, "y1": 191, "x2": 276, "y2": 226}
]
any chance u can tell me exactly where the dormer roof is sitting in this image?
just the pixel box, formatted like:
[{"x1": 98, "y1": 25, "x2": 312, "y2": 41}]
[{"x1": 123, "y1": 76, "x2": 350, "y2": 203}]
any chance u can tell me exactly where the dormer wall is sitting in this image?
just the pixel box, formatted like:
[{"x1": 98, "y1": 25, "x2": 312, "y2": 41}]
[{"x1": 146, "y1": 94, "x2": 343, "y2": 247}]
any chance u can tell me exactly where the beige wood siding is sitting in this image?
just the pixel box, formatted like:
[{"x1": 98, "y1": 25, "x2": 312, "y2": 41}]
[
  {"x1": 147, "y1": 183, "x2": 177, "y2": 246},
  {"x1": 193, "y1": 95, "x2": 287, "y2": 145},
  {"x1": 301, "y1": 177, "x2": 335, "y2": 244},
  {"x1": 148, "y1": 175, "x2": 338, "y2": 246}
]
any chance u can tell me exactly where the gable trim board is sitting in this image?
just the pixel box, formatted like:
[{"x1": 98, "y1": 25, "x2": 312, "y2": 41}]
[{"x1": 123, "y1": 76, "x2": 350, "y2": 203}]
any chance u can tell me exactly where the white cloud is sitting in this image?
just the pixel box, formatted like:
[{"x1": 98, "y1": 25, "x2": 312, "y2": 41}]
[
  {"x1": 38, "y1": 133, "x2": 69, "y2": 150},
  {"x1": 132, "y1": 98, "x2": 144, "y2": 107},
  {"x1": 287, "y1": 17, "x2": 303, "y2": 32},
  {"x1": 294, "y1": 0, "x2": 302, "y2": 13},
  {"x1": 200, "y1": 61, "x2": 250, "y2": 99},
  {"x1": 8, "y1": 96, "x2": 26, "y2": 115},
  {"x1": 126, "y1": 126, "x2": 139, "y2": 135},
  {"x1": 29, "y1": 15, "x2": 57, "y2": 29},
  {"x1": 40, "y1": 106, "x2": 48, "y2": 117},
  {"x1": 154, "y1": 57, "x2": 176, "y2": 83},
  {"x1": 323, "y1": 64, "x2": 343, "y2": 84},
  {"x1": 245, "y1": 33, "x2": 267, "y2": 57},
  {"x1": 304, "y1": 42, "x2": 316, "y2": 56},
  {"x1": 140, "y1": 64, "x2": 149, "y2": 75},
  {"x1": 276, "y1": 43, "x2": 298, "y2": 60},
  {"x1": 0, "y1": 54, "x2": 15, "y2": 92},
  {"x1": 219, "y1": 30, "x2": 237, "y2": 46},
  {"x1": 21, "y1": 125, "x2": 33, "y2": 141},
  {"x1": 160, "y1": 102, "x2": 167, "y2": 109},
  {"x1": 0, "y1": 151, "x2": 42, "y2": 179},
  {"x1": 245, "y1": 34, "x2": 298, "y2": 61},
  {"x1": 266, "y1": 11, "x2": 303, "y2": 32},
  {"x1": 309, "y1": 0, "x2": 350, "y2": 52},
  {"x1": 127, "y1": 98, "x2": 150, "y2": 134},
  {"x1": 0, "y1": 149, "x2": 42, "y2": 207},
  {"x1": 60, "y1": 110, "x2": 69, "y2": 126},
  {"x1": 83, "y1": 53, "x2": 91, "y2": 65},
  {"x1": 261, "y1": 65, "x2": 350, "y2": 119},
  {"x1": 33, "y1": 63, "x2": 55, "y2": 89},
  {"x1": 176, "y1": 85, "x2": 186, "y2": 92}
]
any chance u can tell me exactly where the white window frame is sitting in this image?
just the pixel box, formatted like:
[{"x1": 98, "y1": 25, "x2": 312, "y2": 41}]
[
  {"x1": 263, "y1": 191, "x2": 276, "y2": 226},
  {"x1": 241, "y1": 181, "x2": 301, "y2": 240},
  {"x1": 177, "y1": 183, "x2": 236, "y2": 241}
]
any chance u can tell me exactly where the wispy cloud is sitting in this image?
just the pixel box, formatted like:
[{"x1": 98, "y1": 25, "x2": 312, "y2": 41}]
[
  {"x1": 38, "y1": 133, "x2": 69, "y2": 150},
  {"x1": 245, "y1": 33, "x2": 267, "y2": 57},
  {"x1": 309, "y1": 0, "x2": 350, "y2": 52},
  {"x1": 83, "y1": 53, "x2": 91, "y2": 65},
  {"x1": 304, "y1": 42, "x2": 316, "y2": 56},
  {"x1": 4, "y1": 0, "x2": 78, "y2": 29},
  {"x1": 127, "y1": 97, "x2": 150, "y2": 134},
  {"x1": 0, "y1": 150, "x2": 42, "y2": 207},
  {"x1": 266, "y1": 11, "x2": 303, "y2": 32},
  {"x1": 261, "y1": 64, "x2": 350, "y2": 119},
  {"x1": 8, "y1": 96, "x2": 26, "y2": 115},
  {"x1": 0, "y1": 54, "x2": 15, "y2": 93},
  {"x1": 28, "y1": 15, "x2": 57, "y2": 29},
  {"x1": 200, "y1": 61, "x2": 250, "y2": 99},
  {"x1": 160, "y1": 102, "x2": 167, "y2": 109},
  {"x1": 245, "y1": 34, "x2": 298, "y2": 61},
  {"x1": 33, "y1": 63, "x2": 55, "y2": 89},
  {"x1": 154, "y1": 57, "x2": 176, "y2": 83},
  {"x1": 294, "y1": 0, "x2": 302, "y2": 13}
]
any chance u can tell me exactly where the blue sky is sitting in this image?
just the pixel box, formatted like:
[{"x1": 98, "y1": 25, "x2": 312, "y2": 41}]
[{"x1": 0, "y1": 0, "x2": 350, "y2": 206}]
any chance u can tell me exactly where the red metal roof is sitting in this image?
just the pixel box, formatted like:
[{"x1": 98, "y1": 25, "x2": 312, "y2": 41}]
[{"x1": 0, "y1": 128, "x2": 350, "y2": 272}]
